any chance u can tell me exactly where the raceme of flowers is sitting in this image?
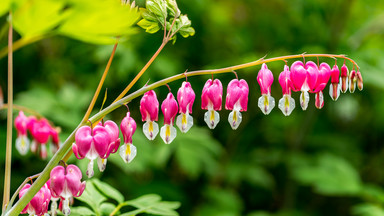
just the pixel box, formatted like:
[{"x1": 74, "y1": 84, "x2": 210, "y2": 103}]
[
  {"x1": 18, "y1": 163, "x2": 85, "y2": 216},
  {"x1": 14, "y1": 111, "x2": 61, "y2": 159}
]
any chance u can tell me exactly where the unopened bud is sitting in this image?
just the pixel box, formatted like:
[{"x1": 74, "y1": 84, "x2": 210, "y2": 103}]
[
  {"x1": 340, "y1": 64, "x2": 349, "y2": 93},
  {"x1": 349, "y1": 70, "x2": 357, "y2": 93},
  {"x1": 357, "y1": 71, "x2": 363, "y2": 91}
]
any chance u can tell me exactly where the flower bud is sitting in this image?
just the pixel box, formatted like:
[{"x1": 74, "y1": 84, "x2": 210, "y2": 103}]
[
  {"x1": 329, "y1": 64, "x2": 341, "y2": 101},
  {"x1": 160, "y1": 93, "x2": 178, "y2": 144},
  {"x1": 357, "y1": 71, "x2": 363, "y2": 91},
  {"x1": 120, "y1": 112, "x2": 137, "y2": 163},
  {"x1": 140, "y1": 90, "x2": 159, "y2": 140},
  {"x1": 278, "y1": 65, "x2": 295, "y2": 116},
  {"x1": 202, "y1": 79, "x2": 223, "y2": 129},
  {"x1": 349, "y1": 69, "x2": 357, "y2": 93},
  {"x1": 340, "y1": 63, "x2": 349, "y2": 93},
  {"x1": 176, "y1": 81, "x2": 195, "y2": 133},
  {"x1": 15, "y1": 111, "x2": 30, "y2": 155},
  {"x1": 257, "y1": 63, "x2": 275, "y2": 114},
  {"x1": 225, "y1": 79, "x2": 249, "y2": 129}
]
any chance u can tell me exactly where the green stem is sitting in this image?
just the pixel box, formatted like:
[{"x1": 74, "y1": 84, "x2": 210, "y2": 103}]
[
  {"x1": 2, "y1": 12, "x2": 13, "y2": 212},
  {"x1": 3, "y1": 53, "x2": 357, "y2": 216}
]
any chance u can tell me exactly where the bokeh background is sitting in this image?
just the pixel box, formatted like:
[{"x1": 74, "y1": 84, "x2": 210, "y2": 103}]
[{"x1": 1, "y1": 0, "x2": 384, "y2": 215}]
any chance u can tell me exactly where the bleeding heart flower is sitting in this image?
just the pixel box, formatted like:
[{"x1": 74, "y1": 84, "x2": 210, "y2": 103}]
[
  {"x1": 96, "y1": 120, "x2": 121, "y2": 172},
  {"x1": 225, "y1": 79, "x2": 249, "y2": 129},
  {"x1": 15, "y1": 111, "x2": 30, "y2": 155},
  {"x1": 19, "y1": 182, "x2": 51, "y2": 216},
  {"x1": 29, "y1": 118, "x2": 53, "y2": 159},
  {"x1": 140, "y1": 90, "x2": 159, "y2": 140},
  {"x1": 160, "y1": 92, "x2": 178, "y2": 144},
  {"x1": 72, "y1": 124, "x2": 112, "y2": 178},
  {"x1": 340, "y1": 63, "x2": 349, "y2": 93},
  {"x1": 201, "y1": 78, "x2": 223, "y2": 129},
  {"x1": 290, "y1": 61, "x2": 318, "y2": 110},
  {"x1": 278, "y1": 65, "x2": 295, "y2": 116},
  {"x1": 176, "y1": 81, "x2": 195, "y2": 133},
  {"x1": 120, "y1": 112, "x2": 137, "y2": 163},
  {"x1": 357, "y1": 71, "x2": 363, "y2": 91},
  {"x1": 313, "y1": 63, "x2": 331, "y2": 109},
  {"x1": 257, "y1": 63, "x2": 275, "y2": 114},
  {"x1": 49, "y1": 164, "x2": 86, "y2": 216},
  {"x1": 329, "y1": 64, "x2": 341, "y2": 101}
]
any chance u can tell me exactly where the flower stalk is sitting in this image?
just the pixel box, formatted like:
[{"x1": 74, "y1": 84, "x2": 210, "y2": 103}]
[{"x1": 4, "y1": 53, "x2": 358, "y2": 216}]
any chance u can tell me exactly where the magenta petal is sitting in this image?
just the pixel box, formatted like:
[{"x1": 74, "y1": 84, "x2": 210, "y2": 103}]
[
  {"x1": 140, "y1": 90, "x2": 159, "y2": 121},
  {"x1": 92, "y1": 126, "x2": 111, "y2": 158},
  {"x1": 257, "y1": 63, "x2": 274, "y2": 95},
  {"x1": 290, "y1": 61, "x2": 306, "y2": 91},
  {"x1": 225, "y1": 79, "x2": 249, "y2": 111},
  {"x1": 65, "y1": 165, "x2": 83, "y2": 196},
  {"x1": 50, "y1": 166, "x2": 66, "y2": 198},
  {"x1": 74, "y1": 126, "x2": 93, "y2": 158},
  {"x1": 330, "y1": 64, "x2": 340, "y2": 83},
  {"x1": 75, "y1": 181, "x2": 86, "y2": 197},
  {"x1": 120, "y1": 112, "x2": 137, "y2": 144},
  {"x1": 72, "y1": 143, "x2": 85, "y2": 159},
  {"x1": 162, "y1": 93, "x2": 179, "y2": 125},
  {"x1": 201, "y1": 79, "x2": 223, "y2": 110},
  {"x1": 15, "y1": 111, "x2": 29, "y2": 136},
  {"x1": 278, "y1": 65, "x2": 292, "y2": 95},
  {"x1": 305, "y1": 61, "x2": 319, "y2": 90},
  {"x1": 177, "y1": 81, "x2": 196, "y2": 114}
]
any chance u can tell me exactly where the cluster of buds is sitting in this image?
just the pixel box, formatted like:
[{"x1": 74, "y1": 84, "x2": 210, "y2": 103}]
[
  {"x1": 14, "y1": 111, "x2": 61, "y2": 159},
  {"x1": 18, "y1": 163, "x2": 85, "y2": 216}
]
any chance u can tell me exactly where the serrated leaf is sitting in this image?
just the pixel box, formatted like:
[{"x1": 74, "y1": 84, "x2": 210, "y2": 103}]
[
  {"x1": 70, "y1": 206, "x2": 96, "y2": 216},
  {"x1": 100, "y1": 203, "x2": 116, "y2": 215},
  {"x1": 13, "y1": 0, "x2": 66, "y2": 37},
  {"x1": 92, "y1": 179, "x2": 125, "y2": 204},
  {"x1": 75, "y1": 181, "x2": 107, "y2": 213},
  {"x1": 137, "y1": 19, "x2": 161, "y2": 34},
  {"x1": 59, "y1": 0, "x2": 140, "y2": 44}
]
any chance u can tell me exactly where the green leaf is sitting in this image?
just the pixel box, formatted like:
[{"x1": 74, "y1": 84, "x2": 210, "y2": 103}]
[
  {"x1": 58, "y1": 0, "x2": 140, "y2": 44},
  {"x1": 123, "y1": 194, "x2": 180, "y2": 216},
  {"x1": 179, "y1": 26, "x2": 195, "y2": 38},
  {"x1": 92, "y1": 179, "x2": 125, "y2": 204},
  {"x1": 100, "y1": 203, "x2": 116, "y2": 215},
  {"x1": 146, "y1": 0, "x2": 167, "y2": 23},
  {"x1": 290, "y1": 153, "x2": 362, "y2": 196},
  {"x1": 137, "y1": 19, "x2": 161, "y2": 34},
  {"x1": 70, "y1": 206, "x2": 96, "y2": 216},
  {"x1": 13, "y1": 0, "x2": 66, "y2": 37},
  {"x1": 0, "y1": 0, "x2": 10, "y2": 17},
  {"x1": 128, "y1": 194, "x2": 162, "y2": 208},
  {"x1": 75, "y1": 181, "x2": 107, "y2": 213},
  {"x1": 352, "y1": 203, "x2": 384, "y2": 216}
]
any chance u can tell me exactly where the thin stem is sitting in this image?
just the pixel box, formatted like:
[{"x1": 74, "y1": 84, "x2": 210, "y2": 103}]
[
  {"x1": 109, "y1": 201, "x2": 129, "y2": 216},
  {"x1": 0, "y1": 34, "x2": 49, "y2": 59},
  {"x1": 80, "y1": 42, "x2": 118, "y2": 124},
  {"x1": 113, "y1": 41, "x2": 167, "y2": 103},
  {"x1": 2, "y1": 12, "x2": 13, "y2": 211},
  {"x1": 4, "y1": 53, "x2": 358, "y2": 216},
  {"x1": 1, "y1": 104, "x2": 43, "y2": 118}
]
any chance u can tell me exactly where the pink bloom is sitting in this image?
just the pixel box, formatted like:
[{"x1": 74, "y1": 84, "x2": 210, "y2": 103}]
[
  {"x1": 278, "y1": 65, "x2": 295, "y2": 116},
  {"x1": 29, "y1": 118, "x2": 53, "y2": 159},
  {"x1": 50, "y1": 127, "x2": 61, "y2": 155},
  {"x1": 257, "y1": 63, "x2": 275, "y2": 114},
  {"x1": 72, "y1": 124, "x2": 112, "y2": 178},
  {"x1": 313, "y1": 63, "x2": 331, "y2": 109},
  {"x1": 201, "y1": 79, "x2": 223, "y2": 129},
  {"x1": 96, "y1": 120, "x2": 121, "y2": 172},
  {"x1": 176, "y1": 81, "x2": 195, "y2": 133},
  {"x1": 340, "y1": 63, "x2": 349, "y2": 93},
  {"x1": 160, "y1": 93, "x2": 178, "y2": 144},
  {"x1": 19, "y1": 182, "x2": 51, "y2": 216},
  {"x1": 120, "y1": 112, "x2": 137, "y2": 163},
  {"x1": 329, "y1": 64, "x2": 340, "y2": 101},
  {"x1": 50, "y1": 164, "x2": 86, "y2": 215},
  {"x1": 15, "y1": 111, "x2": 30, "y2": 155},
  {"x1": 225, "y1": 79, "x2": 249, "y2": 129},
  {"x1": 140, "y1": 90, "x2": 159, "y2": 140},
  {"x1": 290, "y1": 61, "x2": 318, "y2": 110}
]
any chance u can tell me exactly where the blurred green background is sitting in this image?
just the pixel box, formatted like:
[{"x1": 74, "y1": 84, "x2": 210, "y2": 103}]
[{"x1": 1, "y1": 0, "x2": 384, "y2": 215}]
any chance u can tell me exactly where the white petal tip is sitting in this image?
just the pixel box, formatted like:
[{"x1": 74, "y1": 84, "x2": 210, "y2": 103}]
[
  {"x1": 176, "y1": 113, "x2": 193, "y2": 133},
  {"x1": 143, "y1": 121, "x2": 159, "y2": 140},
  {"x1": 119, "y1": 143, "x2": 137, "y2": 163},
  {"x1": 278, "y1": 94, "x2": 295, "y2": 116},
  {"x1": 258, "y1": 94, "x2": 275, "y2": 115},
  {"x1": 160, "y1": 124, "x2": 177, "y2": 144},
  {"x1": 228, "y1": 110, "x2": 242, "y2": 130}
]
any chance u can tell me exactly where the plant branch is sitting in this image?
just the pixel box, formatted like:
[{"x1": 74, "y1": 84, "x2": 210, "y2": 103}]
[
  {"x1": 2, "y1": 12, "x2": 13, "y2": 212},
  {"x1": 1, "y1": 104, "x2": 43, "y2": 118},
  {"x1": 4, "y1": 53, "x2": 358, "y2": 216}
]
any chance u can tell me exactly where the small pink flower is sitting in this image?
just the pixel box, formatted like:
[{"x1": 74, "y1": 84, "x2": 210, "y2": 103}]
[
  {"x1": 313, "y1": 63, "x2": 331, "y2": 109},
  {"x1": 278, "y1": 65, "x2": 295, "y2": 116},
  {"x1": 29, "y1": 118, "x2": 53, "y2": 159},
  {"x1": 72, "y1": 124, "x2": 112, "y2": 178},
  {"x1": 257, "y1": 63, "x2": 275, "y2": 114},
  {"x1": 15, "y1": 111, "x2": 30, "y2": 155},
  {"x1": 340, "y1": 63, "x2": 349, "y2": 93},
  {"x1": 329, "y1": 64, "x2": 340, "y2": 101},
  {"x1": 201, "y1": 78, "x2": 223, "y2": 129},
  {"x1": 225, "y1": 79, "x2": 249, "y2": 129},
  {"x1": 140, "y1": 90, "x2": 159, "y2": 140},
  {"x1": 160, "y1": 93, "x2": 178, "y2": 144},
  {"x1": 176, "y1": 81, "x2": 195, "y2": 133},
  {"x1": 120, "y1": 112, "x2": 137, "y2": 163},
  {"x1": 97, "y1": 120, "x2": 121, "y2": 172},
  {"x1": 50, "y1": 164, "x2": 86, "y2": 216},
  {"x1": 290, "y1": 61, "x2": 318, "y2": 110},
  {"x1": 19, "y1": 182, "x2": 51, "y2": 216}
]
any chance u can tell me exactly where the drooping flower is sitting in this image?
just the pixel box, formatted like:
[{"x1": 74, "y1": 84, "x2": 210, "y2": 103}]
[
  {"x1": 329, "y1": 64, "x2": 341, "y2": 100},
  {"x1": 140, "y1": 90, "x2": 159, "y2": 140},
  {"x1": 278, "y1": 65, "x2": 295, "y2": 116},
  {"x1": 96, "y1": 120, "x2": 121, "y2": 172},
  {"x1": 357, "y1": 70, "x2": 363, "y2": 91},
  {"x1": 15, "y1": 111, "x2": 30, "y2": 155},
  {"x1": 120, "y1": 112, "x2": 137, "y2": 163},
  {"x1": 160, "y1": 92, "x2": 178, "y2": 144},
  {"x1": 50, "y1": 127, "x2": 61, "y2": 155},
  {"x1": 176, "y1": 81, "x2": 195, "y2": 133},
  {"x1": 290, "y1": 61, "x2": 318, "y2": 110},
  {"x1": 313, "y1": 63, "x2": 331, "y2": 109},
  {"x1": 225, "y1": 79, "x2": 249, "y2": 129},
  {"x1": 201, "y1": 78, "x2": 223, "y2": 129},
  {"x1": 349, "y1": 69, "x2": 357, "y2": 93},
  {"x1": 19, "y1": 182, "x2": 51, "y2": 216},
  {"x1": 29, "y1": 118, "x2": 53, "y2": 159},
  {"x1": 340, "y1": 63, "x2": 349, "y2": 93},
  {"x1": 49, "y1": 164, "x2": 86, "y2": 216},
  {"x1": 257, "y1": 63, "x2": 275, "y2": 114},
  {"x1": 72, "y1": 124, "x2": 112, "y2": 178}
]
